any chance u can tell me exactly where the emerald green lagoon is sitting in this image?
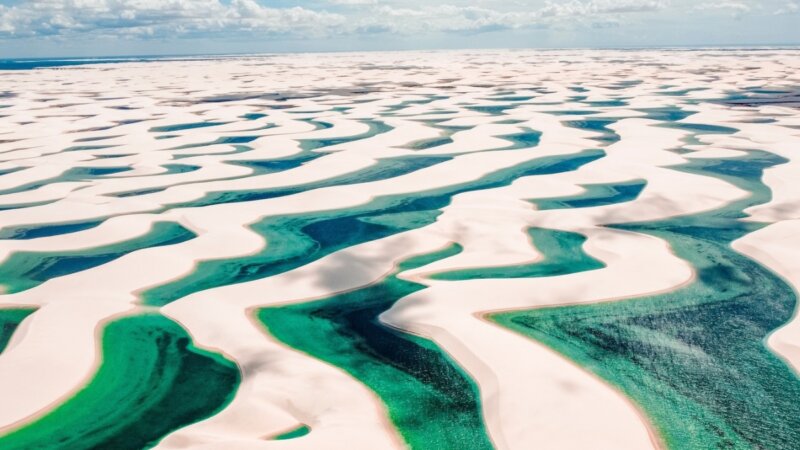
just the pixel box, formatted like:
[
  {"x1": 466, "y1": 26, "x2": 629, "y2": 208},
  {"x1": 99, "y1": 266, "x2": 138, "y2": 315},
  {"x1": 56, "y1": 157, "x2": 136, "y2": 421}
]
[
  {"x1": 272, "y1": 425, "x2": 311, "y2": 440},
  {"x1": 142, "y1": 149, "x2": 604, "y2": 305},
  {"x1": 492, "y1": 150, "x2": 800, "y2": 449},
  {"x1": 0, "y1": 222, "x2": 196, "y2": 293},
  {"x1": 0, "y1": 313, "x2": 240, "y2": 450},
  {"x1": 530, "y1": 179, "x2": 646, "y2": 211},
  {"x1": 432, "y1": 227, "x2": 604, "y2": 281},
  {"x1": 258, "y1": 244, "x2": 495, "y2": 449},
  {"x1": 0, "y1": 308, "x2": 36, "y2": 354}
]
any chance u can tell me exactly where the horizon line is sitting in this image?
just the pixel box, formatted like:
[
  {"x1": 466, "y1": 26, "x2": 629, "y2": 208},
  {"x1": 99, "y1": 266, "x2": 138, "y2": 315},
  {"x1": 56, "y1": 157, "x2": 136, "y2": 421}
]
[{"x1": 3, "y1": 43, "x2": 800, "y2": 61}]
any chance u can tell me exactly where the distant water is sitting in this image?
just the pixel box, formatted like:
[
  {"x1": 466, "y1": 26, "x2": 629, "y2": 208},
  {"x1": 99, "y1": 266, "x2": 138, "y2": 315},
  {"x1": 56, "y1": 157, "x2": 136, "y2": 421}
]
[{"x1": 0, "y1": 55, "x2": 219, "y2": 70}]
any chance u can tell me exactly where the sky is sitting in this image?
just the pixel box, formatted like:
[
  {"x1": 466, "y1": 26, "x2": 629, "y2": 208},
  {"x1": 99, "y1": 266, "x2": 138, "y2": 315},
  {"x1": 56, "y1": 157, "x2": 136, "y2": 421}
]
[{"x1": 0, "y1": 0, "x2": 799, "y2": 58}]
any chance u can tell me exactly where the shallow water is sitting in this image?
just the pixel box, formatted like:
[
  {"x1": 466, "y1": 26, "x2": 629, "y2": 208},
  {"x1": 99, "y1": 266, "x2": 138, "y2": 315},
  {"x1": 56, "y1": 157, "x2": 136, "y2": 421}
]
[
  {"x1": 492, "y1": 150, "x2": 800, "y2": 449},
  {"x1": 143, "y1": 149, "x2": 604, "y2": 305},
  {"x1": 432, "y1": 227, "x2": 605, "y2": 281},
  {"x1": 0, "y1": 308, "x2": 36, "y2": 353},
  {"x1": 0, "y1": 219, "x2": 106, "y2": 240},
  {"x1": 530, "y1": 179, "x2": 646, "y2": 210},
  {"x1": 0, "y1": 166, "x2": 132, "y2": 197},
  {"x1": 0, "y1": 222, "x2": 196, "y2": 293},
  {"x1": 258, "y1": 244, "x2": 495, "y2": 449},
  {"x1": 0, "y1": 313, "x2": 240, "y2": 450}
]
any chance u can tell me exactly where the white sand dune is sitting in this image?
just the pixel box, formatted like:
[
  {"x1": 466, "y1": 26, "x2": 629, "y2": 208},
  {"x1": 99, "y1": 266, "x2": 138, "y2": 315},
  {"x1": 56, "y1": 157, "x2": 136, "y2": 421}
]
[{"x1": 0, "y1": 49, "x2": 799, "y2": 449}]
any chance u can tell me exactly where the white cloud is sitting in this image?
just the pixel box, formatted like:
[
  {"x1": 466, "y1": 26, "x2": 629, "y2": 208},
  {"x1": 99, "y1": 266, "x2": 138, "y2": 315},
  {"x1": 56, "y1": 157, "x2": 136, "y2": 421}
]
[
  {"x1": 694, "y1": 1, "x2": 752, "y2": 13},
  {"x1": 693, "y1": 1, "x2": 752, "y2": 18},
  {"x1": 327, "y1": 0, "x2": 379, "y2": 5},
  {"x1": 0, "y1": 0, "x2": 345, "y2": 38},
  {"x1": 540, "y1": 0, "x2": 668, "y2": 17},
  {"x1": 775, "y1": 1, "x2": 800, "y2": 14},
  {"x1": 353, "y1": 5, "x2": 535, "y2": 34},
  {"x1": 0, "y1": 0, "x2": 768, "y2": 41},
  {"x1": 349, "y1": 1, "x2": 667, "y2": 35}
]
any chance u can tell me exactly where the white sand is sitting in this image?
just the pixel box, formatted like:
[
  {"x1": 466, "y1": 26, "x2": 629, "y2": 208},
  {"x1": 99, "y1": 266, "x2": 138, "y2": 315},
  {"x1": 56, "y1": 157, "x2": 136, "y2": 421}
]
[{"x1": 0, "y1": 48, "x2": 799, "y2": 449}]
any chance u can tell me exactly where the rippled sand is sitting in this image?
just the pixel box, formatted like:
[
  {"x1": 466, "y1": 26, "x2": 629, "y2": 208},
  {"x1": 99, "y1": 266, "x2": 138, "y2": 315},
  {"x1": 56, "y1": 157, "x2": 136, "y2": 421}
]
[{"x1": 0, "y1": 49, "x2": 799, "y2": 449}]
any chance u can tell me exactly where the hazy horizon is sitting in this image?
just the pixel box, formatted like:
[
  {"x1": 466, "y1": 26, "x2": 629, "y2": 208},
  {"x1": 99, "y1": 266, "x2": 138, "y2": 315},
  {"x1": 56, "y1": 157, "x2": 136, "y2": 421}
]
[
  {"x1": 1, "y1": 0, "x2": 799, "y2": 58},
  {"x1": 4, "y1": 43, "x2": 800, "y2": 62}
]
